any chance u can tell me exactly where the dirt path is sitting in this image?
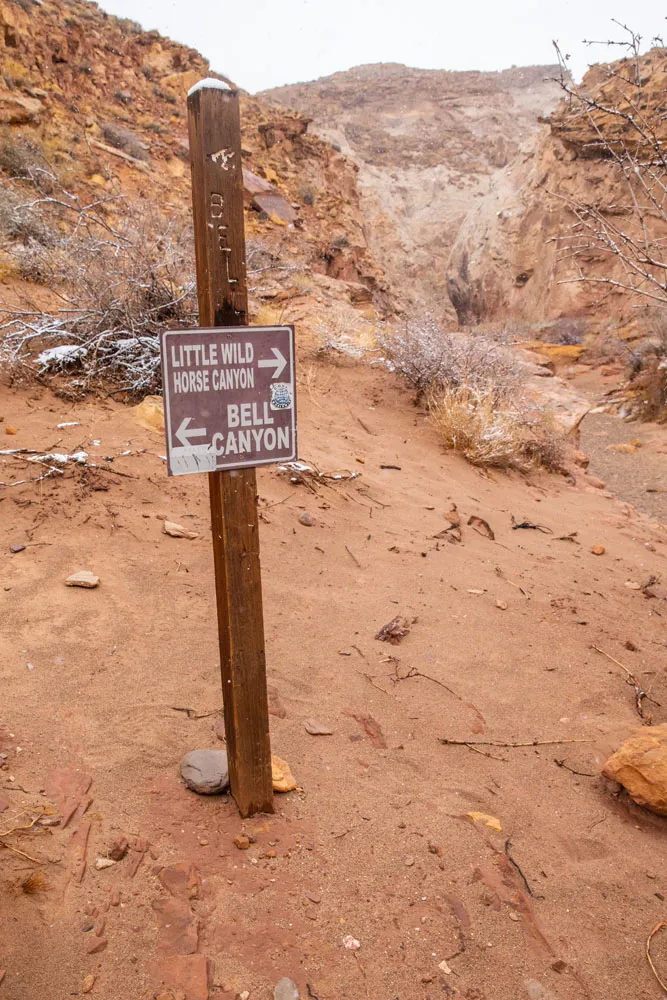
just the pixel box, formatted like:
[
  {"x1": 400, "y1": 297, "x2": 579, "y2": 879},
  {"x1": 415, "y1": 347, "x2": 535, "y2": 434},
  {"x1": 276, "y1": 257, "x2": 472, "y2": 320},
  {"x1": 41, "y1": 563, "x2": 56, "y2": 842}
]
[
  {"x1": 580, "y1": 409, "x2": 667, "y2": 521},
  {"x1": 1, "y1": 357, "x2": 666, "y2": 1000}
]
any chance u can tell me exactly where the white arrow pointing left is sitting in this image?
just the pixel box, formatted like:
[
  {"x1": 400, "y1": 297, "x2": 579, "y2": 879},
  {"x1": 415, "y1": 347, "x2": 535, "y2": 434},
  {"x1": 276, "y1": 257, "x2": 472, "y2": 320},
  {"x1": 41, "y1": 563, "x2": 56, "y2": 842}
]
[
  {"x1": 175, "y1": 417, "x2": 207, "y2": 448},
  {"x1": 258, "y1": 346, "x2": 287, "y2": 380}
]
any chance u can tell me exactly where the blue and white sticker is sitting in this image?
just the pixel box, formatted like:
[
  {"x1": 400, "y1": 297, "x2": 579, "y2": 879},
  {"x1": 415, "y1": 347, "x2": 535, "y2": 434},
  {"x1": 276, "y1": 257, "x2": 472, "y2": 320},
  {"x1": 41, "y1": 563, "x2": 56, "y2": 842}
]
[{"x1": 270, "y1": 382, "x2": 292, "y2": 410}]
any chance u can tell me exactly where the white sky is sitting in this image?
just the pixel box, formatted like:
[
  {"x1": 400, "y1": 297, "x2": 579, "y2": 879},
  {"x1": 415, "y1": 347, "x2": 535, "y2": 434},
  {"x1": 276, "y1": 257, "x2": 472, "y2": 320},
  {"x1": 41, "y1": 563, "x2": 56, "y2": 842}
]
[{"x1": 98, "y1": 0, "x2": 665, "y2": 93}]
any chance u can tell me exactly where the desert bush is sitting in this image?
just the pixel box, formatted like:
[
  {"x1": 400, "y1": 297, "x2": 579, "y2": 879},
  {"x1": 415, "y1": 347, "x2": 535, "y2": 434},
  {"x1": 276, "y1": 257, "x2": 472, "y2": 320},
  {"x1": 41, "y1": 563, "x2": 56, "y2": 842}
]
[
  {"x1": 1, "y1": 198, "x2": 197, "y2": 395},
  {"x1": 623, "y1": 322, "x2": 667, "y2": 421},
  {"x1": 379, "y1": 317, "x2": 565, "y2": 469},
  {"x1": 0, "y1": 133, "x2": 56, "y2": 192},
  {"x1": 100, "y1": 123, "x2": 149, "y2": 162},
  {"x1": 534, "y1": 316, "x2": 587, "y2": 345},
  {"x1": 429, "y1": 387, "x2": 564, "y2": 470},
  {"x1": 152, "y1": 86, "x2": 177, "y2": 106},
  {"x1": 377, "y1": 316, "x2": 523, "y2": 401},
  {"x1": 0, "y1": 187, "x2": 56, "y2": 247}
]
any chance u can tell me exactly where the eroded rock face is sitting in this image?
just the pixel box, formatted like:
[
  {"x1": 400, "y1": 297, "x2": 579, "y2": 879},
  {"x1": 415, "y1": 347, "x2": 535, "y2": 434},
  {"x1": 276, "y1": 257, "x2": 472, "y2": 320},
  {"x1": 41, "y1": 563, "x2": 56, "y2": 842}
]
[
  {"x1": 602, "y1": 725, "x2": 667, "y2": 816},
  {"x1": 263, "y1": 63, "x2": 562, "y2": 318}
]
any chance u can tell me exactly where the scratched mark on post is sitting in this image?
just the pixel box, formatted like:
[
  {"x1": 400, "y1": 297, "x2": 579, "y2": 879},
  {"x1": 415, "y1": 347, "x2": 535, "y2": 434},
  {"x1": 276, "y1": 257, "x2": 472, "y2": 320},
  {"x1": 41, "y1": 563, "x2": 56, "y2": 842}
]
[{"x1": 209, "y1": 148, "x2": 235, "y2": 170}]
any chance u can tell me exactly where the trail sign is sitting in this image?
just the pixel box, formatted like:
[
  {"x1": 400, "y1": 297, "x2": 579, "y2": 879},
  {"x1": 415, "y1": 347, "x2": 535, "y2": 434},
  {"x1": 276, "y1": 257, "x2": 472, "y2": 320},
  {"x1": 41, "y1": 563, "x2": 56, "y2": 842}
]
[{"x1": 161, "y1": 325, "x2": 296, "y2": 476}]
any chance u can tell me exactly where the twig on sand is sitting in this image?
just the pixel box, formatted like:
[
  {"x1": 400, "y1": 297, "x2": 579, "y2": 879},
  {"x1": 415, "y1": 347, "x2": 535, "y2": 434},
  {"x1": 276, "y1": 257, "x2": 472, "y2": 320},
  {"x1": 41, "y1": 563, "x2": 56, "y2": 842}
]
[
  {"x1": 554, "y1": 758, "x2": 596, "y2": 778},
  {"x1": 358, "y1": 671, "x2": 391, "y2": 696},
  {"x1": 505, "y1": 838, "x2": 544, "y2": 899},
  {"x1": 439, "y1": 737, "x2": 593, "y2": 750},
  {"x1": 591, "y1": 644, "x2": 661, "y2": 719},
  {"x1": 345, "y1": 545, "x2": 361, "y2": 568},
  {"x1": 391, "y1": 663, "x2": 460, "y2": 700},
  {"x1": 646, "y1": 922, "x2": 667, "y2": 993},
  {"x1": 0, "y1": 841, "x2": 41, "y2": 863}
]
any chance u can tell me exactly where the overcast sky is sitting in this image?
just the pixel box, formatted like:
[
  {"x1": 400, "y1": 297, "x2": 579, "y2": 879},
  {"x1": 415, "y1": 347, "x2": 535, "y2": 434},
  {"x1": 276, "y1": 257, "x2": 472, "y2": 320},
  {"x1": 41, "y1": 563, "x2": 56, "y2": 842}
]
[{"x1": 99, "y1": 0, "x2": 664, "y2": 93}]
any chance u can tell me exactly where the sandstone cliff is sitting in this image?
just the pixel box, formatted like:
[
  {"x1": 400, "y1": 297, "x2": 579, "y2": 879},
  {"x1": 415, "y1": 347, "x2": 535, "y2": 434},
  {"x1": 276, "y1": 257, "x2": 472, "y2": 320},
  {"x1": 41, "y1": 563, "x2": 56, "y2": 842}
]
[
  {"x1": 448, "y1": 46, "x2": 667, "y2": 335},
  {"x1": 263, "y1": 63, "x2": 563, "y2": 320}
]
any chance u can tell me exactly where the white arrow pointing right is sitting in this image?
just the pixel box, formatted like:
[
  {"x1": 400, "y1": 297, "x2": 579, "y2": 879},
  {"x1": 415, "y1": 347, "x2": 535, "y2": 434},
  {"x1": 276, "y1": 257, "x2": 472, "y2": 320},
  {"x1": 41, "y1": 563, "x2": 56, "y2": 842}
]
[{"x1": 258, "y1": 346, "x2": 287, "y2": 380}]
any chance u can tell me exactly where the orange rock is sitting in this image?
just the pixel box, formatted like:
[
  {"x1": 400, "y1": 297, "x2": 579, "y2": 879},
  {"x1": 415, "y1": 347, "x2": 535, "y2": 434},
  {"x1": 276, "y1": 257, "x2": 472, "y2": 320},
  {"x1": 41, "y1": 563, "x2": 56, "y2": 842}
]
[
  {"x1": 602, "y1": 725, "x2": 667, "y2": 816},
  {"x1": 591, "y1": 545, "x2": 605, "y2": 555},
  {"x1": 271, "y1": 754, "x2": 297, "y2": 792}
]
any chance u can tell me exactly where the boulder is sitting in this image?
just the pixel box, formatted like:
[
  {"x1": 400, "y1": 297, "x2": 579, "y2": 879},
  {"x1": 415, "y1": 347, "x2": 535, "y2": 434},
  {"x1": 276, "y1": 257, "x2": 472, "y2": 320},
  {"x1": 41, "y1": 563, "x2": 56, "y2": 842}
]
[{"x1": 601, "y1": 724, "x2": 667, "y2": 816}]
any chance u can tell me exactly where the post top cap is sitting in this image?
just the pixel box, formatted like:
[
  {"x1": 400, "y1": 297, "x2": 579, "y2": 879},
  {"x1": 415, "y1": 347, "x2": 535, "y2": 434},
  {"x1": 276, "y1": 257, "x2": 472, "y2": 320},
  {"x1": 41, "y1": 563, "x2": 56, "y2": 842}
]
[{"x1": 187, "y1": 77, "x2": 232, "y2": 98}]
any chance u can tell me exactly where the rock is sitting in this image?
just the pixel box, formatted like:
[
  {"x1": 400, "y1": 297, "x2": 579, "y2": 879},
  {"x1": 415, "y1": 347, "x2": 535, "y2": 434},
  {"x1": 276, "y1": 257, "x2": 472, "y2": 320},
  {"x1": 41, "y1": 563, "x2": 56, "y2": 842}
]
[
  {"x1": 65, "y1": 571, "x2": 100, "y2": 588},
  {"x1": 274, "y1": 978, "x2": 299, "y2": 1000},
  {"x1": 233, "y1": 835, "x2": 250, "y2": 851},
  {"x1": 180, "y1": 749, "x2": 229, "y2": 795},
  {"x1": 602, "y1": 725, "x2": 667, "y2": 815},
  {"x1": 82, "y1": 975, "x2": 95, "y2": 994},
  {"x1": 5, "y1": 426, "x2": 18, "y2": 435},
  {"x1": 109, "y1": 835, "x2": 129, "y2": 861},
  {"x1": 303, "y1": 718, "x2": 333, "y2": 735},
  {"x1": 95, "y1": 858, "x2": 115, "y2": 870},
  {"x1": 342, "y1": 935, "x2": 361, "y2": 951},
  {"x1": 272, "y1": 754, "x2": 297, "y2": 792},
  {"x1": 253, "y1": 191, "x2": 298, "y2": 224},
  {"x1": 164, "y1": 520, "x2": 198, "y2": 539},
  {"x1": 573, "y1": 450, "x2": 590, "y2": 468},
  {"x1": 591, "y1": 545, "x2": 605, "y2": 555},
  {"x1": 85, "y1": 937, "x2": 107, "y2": 955},
  {"x1": 134, "y1": 395, "x2": 165, "y2": 433},
  {"x1": 585, "y1": 475, "x2": 605, "y2": 489},
  {"x1": 298, "y1": 512, "x2": 314, "y2": 526},
  {"x1": 495, "y1": 599, "x2": 508, "y2": 610},
  {"x1": 110, "y1": 890, "x2": 120, "y2": 906},
  {"x1": 0, "y1": 91, "x2": 43, "y2": 124},
  {"x1": 467, "y1": 811, "x2": 502, "y2": 832},
  {"x1": 9, "y1": 544, "x2": 25, "y2": 553}
]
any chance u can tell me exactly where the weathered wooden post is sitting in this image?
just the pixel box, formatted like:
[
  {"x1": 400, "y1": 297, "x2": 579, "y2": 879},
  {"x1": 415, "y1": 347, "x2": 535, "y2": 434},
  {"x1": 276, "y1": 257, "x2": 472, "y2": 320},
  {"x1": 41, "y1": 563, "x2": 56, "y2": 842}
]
[{"x1": 179, "y1": 79, "x2": 276, "y2": 816}]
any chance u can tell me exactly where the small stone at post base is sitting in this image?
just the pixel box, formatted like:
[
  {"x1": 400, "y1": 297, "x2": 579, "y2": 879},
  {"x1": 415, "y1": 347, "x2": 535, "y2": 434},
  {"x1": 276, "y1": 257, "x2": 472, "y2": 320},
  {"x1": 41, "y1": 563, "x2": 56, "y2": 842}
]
[{"x1": 180, "y1": 749, "x2": 229, "y2": 795}]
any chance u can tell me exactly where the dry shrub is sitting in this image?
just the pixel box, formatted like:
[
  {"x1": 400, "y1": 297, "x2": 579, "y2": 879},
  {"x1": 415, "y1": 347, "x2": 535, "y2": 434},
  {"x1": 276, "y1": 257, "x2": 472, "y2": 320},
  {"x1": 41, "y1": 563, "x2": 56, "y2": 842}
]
[
  {"x1": 377, "y1": 316, "x2": 523, "y2": 401},
  {"x1": 624, "y1": 322, "x2": 667, "y2": 421},
  {"x1": 100, "y1": 122, "x2": 149, "y2": 162},
  {"x1": 1, "y1": 200, "x2": 198, "y2": 396},
  {"x1": 0, "y1": 187, "x2": 56, "y2": 247},
  {"x1": 429, "y1": 387, "x2": 564, "y2": 470},
  {"x1": 380, "y1": 317, "x2": 565, "y2": 470}
]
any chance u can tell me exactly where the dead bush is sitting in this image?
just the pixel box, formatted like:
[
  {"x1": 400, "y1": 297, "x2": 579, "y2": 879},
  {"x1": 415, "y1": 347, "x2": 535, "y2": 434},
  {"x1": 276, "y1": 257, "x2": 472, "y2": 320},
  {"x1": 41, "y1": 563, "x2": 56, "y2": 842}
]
[
  {"x1": 429, "y1": 387, "x2": 564, "y2": 470},
  {"x1": 379, "y1": 317, "x2": 565, "y2": 469},
  {"x1": 377, "y1": 317, "x2": 523, "y2": 401},
  {"x1": 0, "y1": 133, "x2": 57, "y2": 193},
  {"x1": 1, "y1": 198, "x2": 197, "y2": 396},
  {"x1": 0, "y1": 187, "x2": 56, "y2": 247},
  {"x1": 99, "y1": 123, "x2": 149, "y2": 162},
  {"x1": 624, "y1": 321, "x2": 667, "y2": 421}
]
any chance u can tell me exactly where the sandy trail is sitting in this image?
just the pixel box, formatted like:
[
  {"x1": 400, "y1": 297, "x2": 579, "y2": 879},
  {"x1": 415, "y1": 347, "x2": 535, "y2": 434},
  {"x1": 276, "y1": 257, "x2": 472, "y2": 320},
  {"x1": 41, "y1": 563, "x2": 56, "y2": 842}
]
[{"x1": 1, "y1": 357, "x2": 666, "y2": 1000}]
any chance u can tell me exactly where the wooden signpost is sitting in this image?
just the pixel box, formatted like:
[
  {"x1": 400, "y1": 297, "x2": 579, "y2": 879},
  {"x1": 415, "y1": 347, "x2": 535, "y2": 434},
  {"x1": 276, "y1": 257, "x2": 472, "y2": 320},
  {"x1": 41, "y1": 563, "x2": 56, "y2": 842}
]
[{"x1": 164, "y1": 78, "x2": 292, "y2": 817}]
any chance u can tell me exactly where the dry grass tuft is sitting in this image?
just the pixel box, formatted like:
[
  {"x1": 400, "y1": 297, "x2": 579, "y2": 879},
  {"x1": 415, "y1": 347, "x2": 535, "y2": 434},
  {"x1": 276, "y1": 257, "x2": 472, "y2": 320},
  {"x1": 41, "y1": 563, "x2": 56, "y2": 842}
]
[{"x1": 429, "y1": 387, "x2": 565, "y2": 471}]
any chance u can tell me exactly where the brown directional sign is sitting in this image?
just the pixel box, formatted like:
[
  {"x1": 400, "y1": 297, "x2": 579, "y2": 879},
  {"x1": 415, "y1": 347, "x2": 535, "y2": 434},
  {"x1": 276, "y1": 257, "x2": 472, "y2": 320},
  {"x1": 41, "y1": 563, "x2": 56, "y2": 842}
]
[{"x1": 161, "y1": 325, "x2": 296, "y2": 476}]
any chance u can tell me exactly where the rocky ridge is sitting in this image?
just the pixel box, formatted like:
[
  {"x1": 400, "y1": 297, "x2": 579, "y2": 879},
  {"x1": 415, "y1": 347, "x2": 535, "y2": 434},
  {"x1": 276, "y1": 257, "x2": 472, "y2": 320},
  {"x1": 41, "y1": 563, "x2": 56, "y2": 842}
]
[{"x1": 0, "y1": 0, "x2": 390, "y2": 323}]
